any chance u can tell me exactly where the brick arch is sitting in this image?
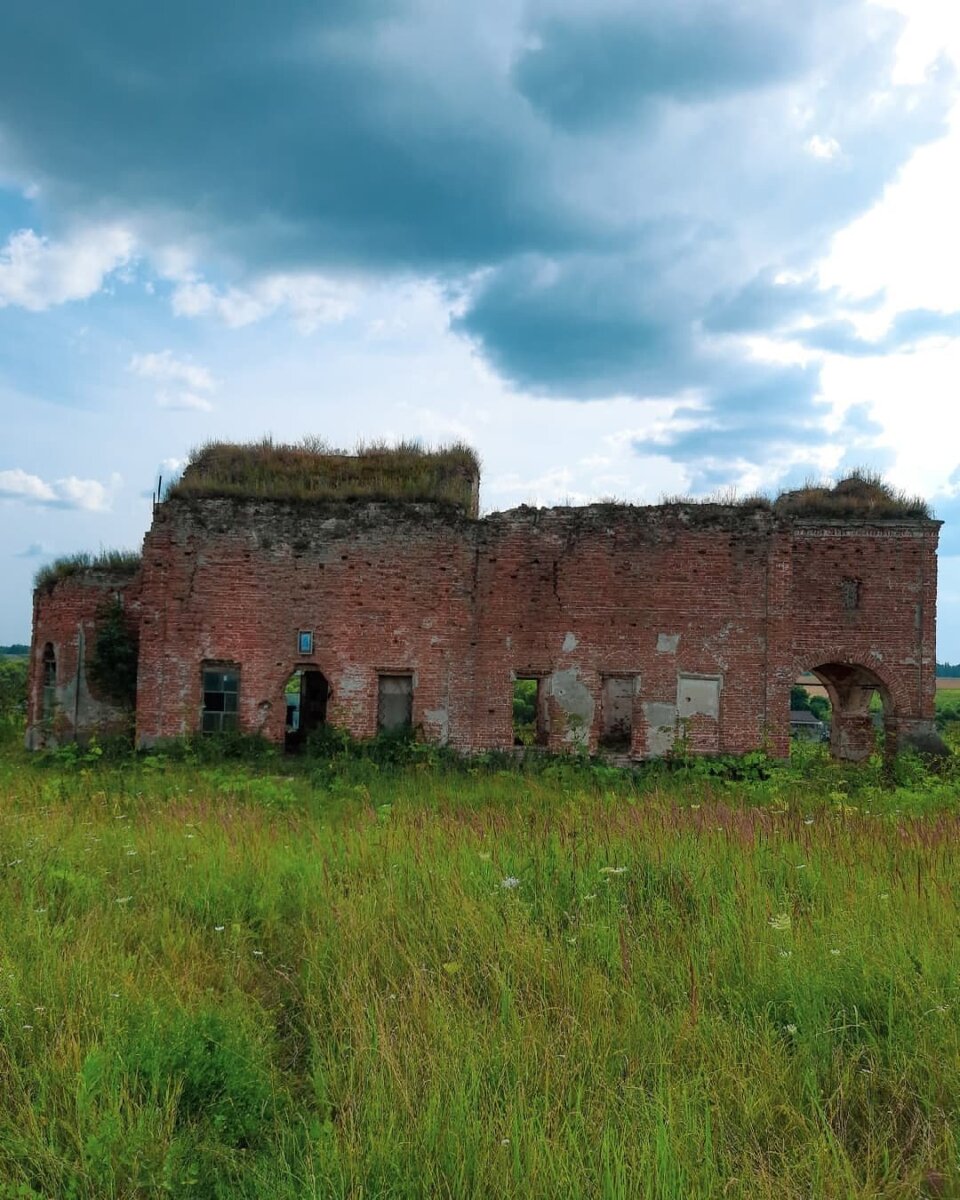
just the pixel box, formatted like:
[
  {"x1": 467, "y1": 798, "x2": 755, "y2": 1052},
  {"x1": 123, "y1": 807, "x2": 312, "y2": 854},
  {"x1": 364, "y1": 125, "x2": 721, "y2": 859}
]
[
  {"x1": 282, "y1": 665, "x2": 330, "y2": 752},
  {"x1": 792, "y1": 648, "x2": 910, "y2": 716},
  {"x1": 793, "y1": 648, "x2": 909, "y2": 761}
]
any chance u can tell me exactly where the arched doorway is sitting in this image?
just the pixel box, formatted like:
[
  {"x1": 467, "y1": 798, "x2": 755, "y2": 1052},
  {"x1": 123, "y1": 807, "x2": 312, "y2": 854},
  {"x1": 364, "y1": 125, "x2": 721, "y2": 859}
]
[
  {"x1": 284, "y1": 668, "x2": 329, "y2": 752},
  {"x1": 804, "y1": 661, "x2": 894, "y2": 762}
]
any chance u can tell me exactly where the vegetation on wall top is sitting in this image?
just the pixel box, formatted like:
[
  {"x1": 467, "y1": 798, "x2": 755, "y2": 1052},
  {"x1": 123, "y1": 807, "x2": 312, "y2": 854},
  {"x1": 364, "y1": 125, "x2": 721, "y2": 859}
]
[
  {"x1": 773, "y1": 468, "x2": 932, "y2": 520},
  {"x1": 34, "y1": 550, "x2": 142, "y2": 592},
  {"x1": 165, "y1": 437, "x2": 481, "y2": 514}
]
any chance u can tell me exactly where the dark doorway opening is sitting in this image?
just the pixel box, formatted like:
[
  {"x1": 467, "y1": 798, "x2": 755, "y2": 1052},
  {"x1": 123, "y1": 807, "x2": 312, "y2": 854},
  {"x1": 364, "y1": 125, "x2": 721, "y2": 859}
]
[
  {"x1": 284, "y1": 668, "x2": 329, "y2": 752},
  {"x1": 599, "y1": 675, "x2": 635, "y2": 751}
]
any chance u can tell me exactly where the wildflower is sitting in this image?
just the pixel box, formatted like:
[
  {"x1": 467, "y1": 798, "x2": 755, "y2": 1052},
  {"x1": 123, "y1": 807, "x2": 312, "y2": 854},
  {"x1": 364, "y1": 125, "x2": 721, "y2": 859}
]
[
  {"x1": 115, "y1": 896, "x2": 133, "y2": 905},
  {"x1": 803, "y1": 818, "x2": 814, "y2": 825},
  {"x1": 501, "y1": 1138, "x2": 510, "y2": 1146},
  {"x1": 768, "y1": 912, "x2": 791, "y2": 932},
  {"x1": 795, "y1": 863, "x2": 806, "y2": 870},
  {"x1": 785, "y1": 1024, "x2": 797, "y2": 1035},
  {"x1": 879, "y1": 893, "x2": 890, "y2": 902},
  {"x1": 779, "y1": 949, "x2": 792, "y2": 959},
  {"x1": 830, "y1": 949, "x2": 840, "y2": 956},
  {"x1": 126, "y1": 850, "x2": 137, "y2": 856},
  {"x1": 214, "y1": 925, "x2": 225, "y2": 932},
  {"x1": 253, "y1": 949, "x2": 264, "y2": 957},
  {"x1": 500, "y1": 876, "x2": 520, "y2": 890},
  {"x1": 478, "y1": 852, "x2": 491, "y2": 861},
  {"x1": 600, "y1": 866, "x2": 627, "y2": 875},
  {"x1": 583, "y1": 893, "x2": 597, "y2": 901}
]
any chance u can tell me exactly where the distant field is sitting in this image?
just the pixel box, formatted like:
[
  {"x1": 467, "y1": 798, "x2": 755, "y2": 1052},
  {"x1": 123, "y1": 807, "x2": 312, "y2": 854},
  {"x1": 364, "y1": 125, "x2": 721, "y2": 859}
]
[
  {"x1": 796, "y1": 674, "x2": 960, "y2": 704},
  {"x1": 1, "y1": 742, "x2": 960, "y2": 1198}
]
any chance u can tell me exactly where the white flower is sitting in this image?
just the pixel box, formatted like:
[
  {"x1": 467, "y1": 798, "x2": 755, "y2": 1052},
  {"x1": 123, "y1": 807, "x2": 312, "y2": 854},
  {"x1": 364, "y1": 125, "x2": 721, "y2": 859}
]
[
  {"x1": 214, "y1": 925, "x2": 225, "y2": 932},
  {"x1": 115, "y1": 896, "x2": 133, "y2": 904},
  {"x1": 785, "y1": 1023, "x2": 797, "y2": 1034},
  {"x1": 830, "y1": 949, "x2": 840, "y2": 956},
  {"x1": 600, "y1": 866, "x2": 627, "y2": 875},
  {"x1": 769, "y1": 912, "x2": 792, "y2": 932},
  {"x1": 253, "y1": 949, "x2": 264, "y2": 957},
  {"x1": 500, "y1": 876, "x2": 520, "y2": 890}
]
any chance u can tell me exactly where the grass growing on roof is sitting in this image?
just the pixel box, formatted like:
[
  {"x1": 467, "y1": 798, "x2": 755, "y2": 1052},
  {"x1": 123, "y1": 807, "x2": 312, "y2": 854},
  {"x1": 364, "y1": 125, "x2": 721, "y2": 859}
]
[
  {"x1": 165, "y1": 437, "x2": 481, "y2": 512},
  {"x1": 774, "y1": 467, "x2": 932, "y2": 520},
  {"x1": 1, "y1": 744, "x2": 960, "y2": 1197},
  {"x1": 34, "y1": 549, "x2": 142, "y2": 591}
]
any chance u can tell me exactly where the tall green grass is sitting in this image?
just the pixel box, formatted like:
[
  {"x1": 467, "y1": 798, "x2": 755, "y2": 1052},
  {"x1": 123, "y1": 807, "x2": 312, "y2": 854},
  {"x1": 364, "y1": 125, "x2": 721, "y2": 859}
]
[{"x1": 1, "y1": 749, "x2": 959, "y2": 1198}]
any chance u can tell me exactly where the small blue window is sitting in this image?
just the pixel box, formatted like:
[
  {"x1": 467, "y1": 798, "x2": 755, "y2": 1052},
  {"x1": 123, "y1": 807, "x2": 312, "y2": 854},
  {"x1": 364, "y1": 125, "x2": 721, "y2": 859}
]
[{"x1": 298, "y1": 630, "x2": 314, "y2": 655}]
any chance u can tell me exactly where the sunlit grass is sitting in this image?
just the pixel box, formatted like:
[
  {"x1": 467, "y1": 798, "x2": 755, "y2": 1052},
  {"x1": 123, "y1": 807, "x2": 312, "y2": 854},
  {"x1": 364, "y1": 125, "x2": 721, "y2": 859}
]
[{"x1": 1, "y1": 748, "x2": 959, "y2": 1197}]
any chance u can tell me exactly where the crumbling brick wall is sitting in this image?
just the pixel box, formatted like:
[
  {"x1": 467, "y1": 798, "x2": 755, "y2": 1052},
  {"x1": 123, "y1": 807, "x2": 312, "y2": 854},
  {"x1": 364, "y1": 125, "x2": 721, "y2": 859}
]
[
  {"x1": 27, "y1": 572, "x2": 142, "y2": 748},
  {"x1": 28, "y1": 496, "x2": 942, "y2": 760}
]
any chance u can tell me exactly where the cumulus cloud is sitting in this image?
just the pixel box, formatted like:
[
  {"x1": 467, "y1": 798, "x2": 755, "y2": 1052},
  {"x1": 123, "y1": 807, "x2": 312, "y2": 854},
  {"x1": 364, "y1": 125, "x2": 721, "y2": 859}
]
[
  {"x1": 0, "y1": 226, "x2": 135, "y2": 310},
  {"x1": 0, "y1": 0, "x2": 955, "y2": 486},
  {"x1": 169, "y1": 272, "x2": 358, "y2": 332},
  {"x1": 129, "y1": 350, "x2": 217, "y2": 411},
  {"x1": 0, "y1": 468, "x2": 115, "y2": 511}
]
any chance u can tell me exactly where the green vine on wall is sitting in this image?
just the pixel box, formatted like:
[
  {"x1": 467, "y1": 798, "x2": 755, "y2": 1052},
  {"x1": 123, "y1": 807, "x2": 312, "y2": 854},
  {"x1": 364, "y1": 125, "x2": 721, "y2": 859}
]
[{"x1": 89, "y1": 600, "x2": 138, "y2": 709}]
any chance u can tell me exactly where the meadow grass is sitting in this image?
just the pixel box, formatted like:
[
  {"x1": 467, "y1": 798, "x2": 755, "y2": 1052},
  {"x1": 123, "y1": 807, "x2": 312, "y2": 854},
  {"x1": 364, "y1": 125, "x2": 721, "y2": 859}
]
[{"x1": 1, "y1": 742, "x2": 959, "y2": 1198}]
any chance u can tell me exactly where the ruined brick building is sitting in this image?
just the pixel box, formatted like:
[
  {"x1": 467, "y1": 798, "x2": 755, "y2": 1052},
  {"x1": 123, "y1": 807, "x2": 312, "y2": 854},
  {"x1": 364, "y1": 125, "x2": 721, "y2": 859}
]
[{"x1": 26, "y1": 442, "x2": 944, "y2": 761}]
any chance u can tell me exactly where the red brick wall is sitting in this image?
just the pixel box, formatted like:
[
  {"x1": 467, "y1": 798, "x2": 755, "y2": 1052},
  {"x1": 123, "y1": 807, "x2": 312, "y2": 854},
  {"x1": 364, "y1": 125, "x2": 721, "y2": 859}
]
[
  {"x1": 31, "y1": 498, "x2": 942, "y2": 759},
  {"x1": 27, "y1": 573, "x2": 142, "y2": 748},
  {"x1": 135, "y1": 500, "x2": 478, "y2": 747}
]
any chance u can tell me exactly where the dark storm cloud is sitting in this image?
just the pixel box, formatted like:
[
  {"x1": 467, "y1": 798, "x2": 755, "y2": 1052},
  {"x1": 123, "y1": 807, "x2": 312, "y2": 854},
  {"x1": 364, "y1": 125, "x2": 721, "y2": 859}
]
[
  {"x1": 0, "y1": 0, "x2": 955, "y2": 481},
  {"x1": 0, "y1": 0, "x2": 580, "y2": 271},
  {"x1": 514, "y1": 1, "x2": 809, "y2": 131}
]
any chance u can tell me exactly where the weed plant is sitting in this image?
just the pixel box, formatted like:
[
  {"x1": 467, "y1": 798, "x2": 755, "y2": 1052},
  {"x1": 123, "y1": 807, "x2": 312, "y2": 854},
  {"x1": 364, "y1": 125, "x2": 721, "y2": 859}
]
[{"x1": 1, "y1": 742, "x2": 959, "y2": 1198}]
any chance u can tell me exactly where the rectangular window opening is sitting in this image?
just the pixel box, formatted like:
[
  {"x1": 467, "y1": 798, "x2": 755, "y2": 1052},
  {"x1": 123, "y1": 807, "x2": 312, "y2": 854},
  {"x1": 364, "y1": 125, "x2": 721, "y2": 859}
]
[
  {"x1": 298, "y1": 630, "x2": 314, "y2": 655},
  {"x1": 599, "y1": 675, "x2": 635, "y2": 751},
  {"x1": 378, "y1": 674, "x2": 413, "y2": 733},
  {"x1": 513, "y1": 676, "x2": 547, "y2": 747},
  {"x1": 202, "y1": 666, "x2": 239, "y2": 734}
]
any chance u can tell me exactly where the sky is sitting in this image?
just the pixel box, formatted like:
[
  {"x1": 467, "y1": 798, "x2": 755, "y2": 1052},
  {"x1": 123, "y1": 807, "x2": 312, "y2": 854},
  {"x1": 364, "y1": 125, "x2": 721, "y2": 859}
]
[{"x1": 1, "y1": 0, "x2": 959, "y2": 656}]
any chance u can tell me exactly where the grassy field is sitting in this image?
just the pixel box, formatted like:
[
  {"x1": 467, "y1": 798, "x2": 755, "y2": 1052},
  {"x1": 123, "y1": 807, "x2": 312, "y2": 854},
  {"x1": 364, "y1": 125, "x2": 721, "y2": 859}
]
[{"x1": 2, "y1": 739, "x2": 960, "y2": 1198}]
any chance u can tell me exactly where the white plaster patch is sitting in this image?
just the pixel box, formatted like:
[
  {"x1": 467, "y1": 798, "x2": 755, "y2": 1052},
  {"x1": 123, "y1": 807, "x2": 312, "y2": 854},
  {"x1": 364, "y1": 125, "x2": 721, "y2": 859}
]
[
  {"x1": 657, "y1": 633, "x2": 680, "y2": 654},
  {"x1": 547, "y1": 667, "x2": 593, "y2": 746},
  {"x1": 338, "y1": 665, "x2": 367, "y2": 698},
  {"x1": 677, "y1": 675, "x2": 722, "y2": 719},
  {"x1": 562, "y1": 632, "x2": 578, "y2": 653},
  {"x1": 423, "y1": 707, "x2": 450, "y2": 745},
  {"x1": 643, "y1": 702, "x2": 678, "y2": 757}
]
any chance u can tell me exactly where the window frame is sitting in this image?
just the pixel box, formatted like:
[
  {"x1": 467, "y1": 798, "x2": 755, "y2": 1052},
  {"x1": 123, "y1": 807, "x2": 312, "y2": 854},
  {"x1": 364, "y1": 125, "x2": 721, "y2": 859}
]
[
  {"x1": 201, "y1": 664, "x2": 240, "y2": 734},
  {"x1": 298, "y1": 630, "x2": 314, "y2": 655},
  {"x1": 377, "y1": 672, "x2": 414, "y2": 733},
  {"x1": 41, "y1": 643, "x2": 57, "y2": 721}
]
